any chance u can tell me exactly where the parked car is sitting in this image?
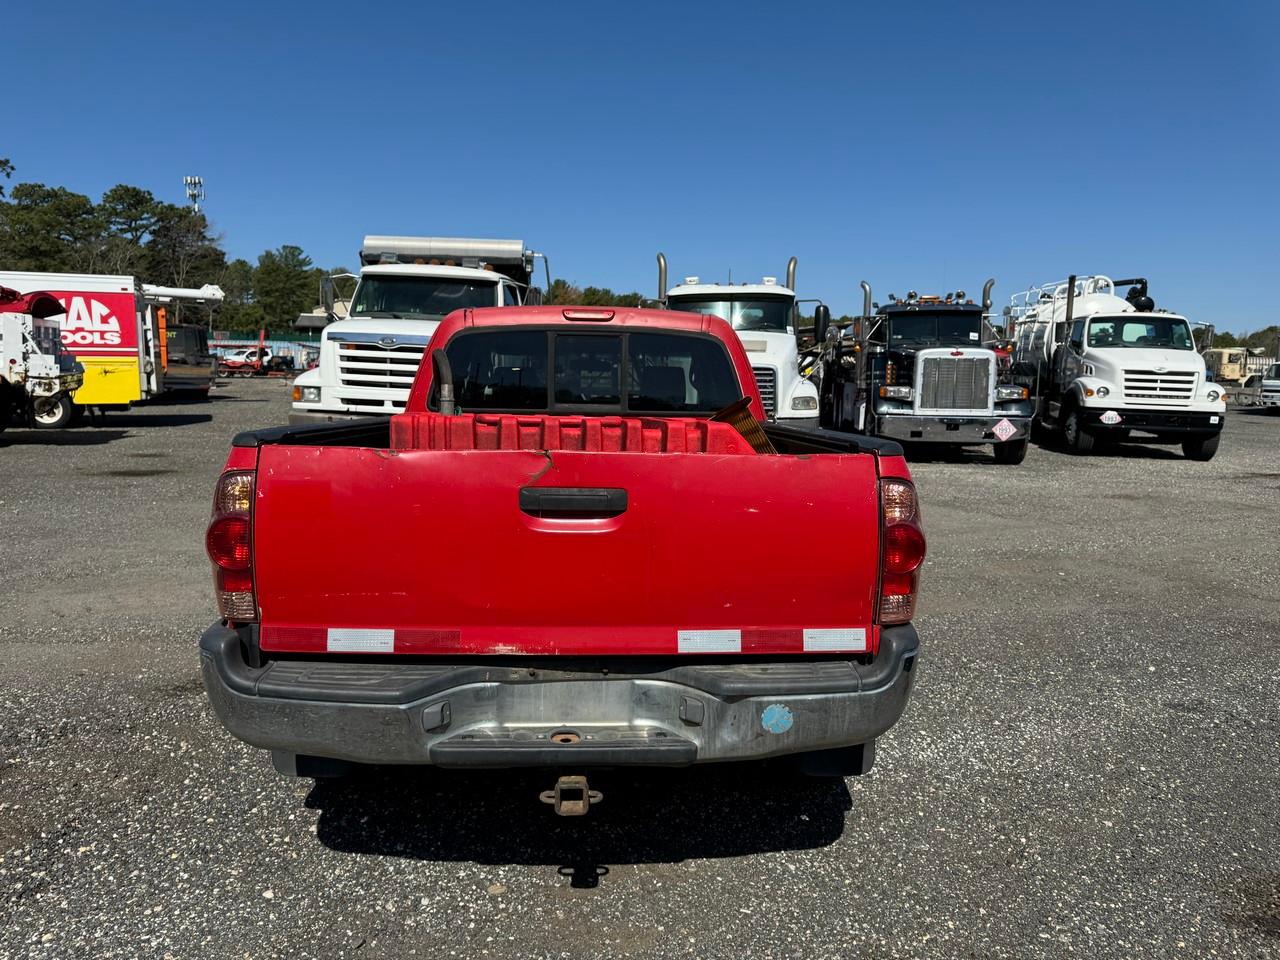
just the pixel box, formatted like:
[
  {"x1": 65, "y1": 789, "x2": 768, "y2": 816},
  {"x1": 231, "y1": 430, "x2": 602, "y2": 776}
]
[
  {"x1": 218, "y1": 347, "x2": 272, "y2": 377},
  {"x1": 200, "y1": 306, "x2": 925, "y2": 813}
]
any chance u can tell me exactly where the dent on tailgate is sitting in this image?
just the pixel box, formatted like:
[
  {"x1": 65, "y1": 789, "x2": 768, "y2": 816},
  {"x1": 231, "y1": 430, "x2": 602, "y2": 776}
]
[{"x1": 251, "y1": 443, "x2": 883, "y2": 657}]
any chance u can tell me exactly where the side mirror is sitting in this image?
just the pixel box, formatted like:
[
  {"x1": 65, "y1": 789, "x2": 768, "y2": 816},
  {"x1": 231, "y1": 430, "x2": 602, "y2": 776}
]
[
  {"x1": 813, "y1": 304, "x2": 831, "y2": 345},
  {"x1": 320, "y1": 276, "x2": 336, "y2": 317}
]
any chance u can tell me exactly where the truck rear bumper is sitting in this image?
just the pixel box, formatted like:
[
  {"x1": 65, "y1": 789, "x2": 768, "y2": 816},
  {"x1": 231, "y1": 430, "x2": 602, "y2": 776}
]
[
  {"x1": 876, "y1": 412, "x2": 1030, "y2": 444},
  {"x1": 199, "y1": 623, "x2": 919, "y2": 768}
]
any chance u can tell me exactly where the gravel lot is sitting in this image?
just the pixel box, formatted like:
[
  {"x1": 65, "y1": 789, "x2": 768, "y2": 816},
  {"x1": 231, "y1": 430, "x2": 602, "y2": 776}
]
[{"x1": 2, "y1": 379, "x2": 1277, "y2": 959}]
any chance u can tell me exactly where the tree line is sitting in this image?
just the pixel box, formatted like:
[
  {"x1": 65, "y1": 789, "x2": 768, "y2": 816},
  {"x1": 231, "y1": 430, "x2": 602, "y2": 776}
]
[
  {"x1": 0, "y1": 163, "x2": 338, "y2": 334},
  {"x1": 0, "y1": 163, "x2": 651, "y2": 334}
]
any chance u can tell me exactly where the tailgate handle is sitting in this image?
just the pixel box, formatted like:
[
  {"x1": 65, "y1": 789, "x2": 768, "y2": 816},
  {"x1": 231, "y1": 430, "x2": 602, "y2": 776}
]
[{"x1": 519, "y1": 487, "x2": 627, "y2": 518}]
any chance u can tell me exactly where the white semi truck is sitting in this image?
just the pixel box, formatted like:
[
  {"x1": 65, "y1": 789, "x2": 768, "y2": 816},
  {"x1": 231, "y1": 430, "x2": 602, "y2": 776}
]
[
  {"x1": 290, "y1": 236, "x2": 545, "y2": 423},
  {"x1": 0, "y1": 286, "x2": 84, "y2": 431},
  {"x1": 1009, "y1": 275, "x2": 1226, "y2": 460},
  {"x1": 656, "y1": 253, "x2": 819, "y2": 423}
]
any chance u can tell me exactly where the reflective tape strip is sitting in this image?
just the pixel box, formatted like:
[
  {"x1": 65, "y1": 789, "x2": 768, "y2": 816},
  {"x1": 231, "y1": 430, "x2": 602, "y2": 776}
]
[
  {"x1": 677, "y1": 629, "x2": 742, "y2": 653},
  {"x1": 802, "y1": 628, "x2": 867, "y2": 652},
  {"x1": 327, "y1": 628, "x2": 394, "y2": 653}
]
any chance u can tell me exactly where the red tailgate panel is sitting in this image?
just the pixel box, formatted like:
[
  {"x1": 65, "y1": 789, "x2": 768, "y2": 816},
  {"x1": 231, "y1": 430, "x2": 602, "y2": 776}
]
[{"x1": 253, "y1": 446, "x2": 881, "y2": 656}]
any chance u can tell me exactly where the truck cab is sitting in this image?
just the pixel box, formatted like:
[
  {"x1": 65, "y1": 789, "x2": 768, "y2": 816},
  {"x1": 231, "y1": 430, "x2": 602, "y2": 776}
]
[
  {"x1": 818, "y1": 281, "x2": 1034, "y2": 464},
  {"x1": 290, "y1": 236, "x2": 540, "y2": 423},
  {"x1": 1010, "y1": 276, "x2": 1225, "y2": 459},
  {"x1": 0, "y1": 286, "x2": 84, "y2": 430},
  {"x1": 1259, "y1": 362, "x2": 1280, "y2": 411},
  {"x1": 658, "y1": 254, "x2": 819, "y2": 423}
]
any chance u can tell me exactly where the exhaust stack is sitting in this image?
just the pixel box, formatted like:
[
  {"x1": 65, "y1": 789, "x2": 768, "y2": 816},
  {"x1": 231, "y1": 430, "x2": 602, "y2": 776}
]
[
  {"x1": 656, "y1": 253, "x2": 667, "y2": 302},
  {"x1": 982, "y1": 278, "x2": 996, "y2": 310},
  {"x1": 1060, "y1": 275, "x2": 1077, "y2": 345},
  {"x1": 786, "y1": 256, "x2": 797, "y2": 291},
  {"x1": 860, "y1": 281, "x2": 873, "y2": 318}
]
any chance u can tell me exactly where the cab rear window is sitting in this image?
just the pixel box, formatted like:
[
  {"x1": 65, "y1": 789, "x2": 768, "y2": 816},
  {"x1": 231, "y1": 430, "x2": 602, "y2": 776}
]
[{"x1": 435, "y1": 329, "x2": 742, "y2": 415}]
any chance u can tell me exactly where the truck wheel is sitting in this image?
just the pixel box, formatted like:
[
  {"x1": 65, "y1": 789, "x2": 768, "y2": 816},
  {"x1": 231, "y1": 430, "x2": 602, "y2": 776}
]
[
  {"x1": 1182, "y1": 434, "x2": 1220, "y2": 461},
  {"x1": 33, "y1": 395, "x2": 74, "y2": 430},
  {"x1": 1062, "y1": 408, "x2": 1095, "y2": 454},
  {"x1": 993, "y1": 437, "x2": 1029, "y2": 465}
]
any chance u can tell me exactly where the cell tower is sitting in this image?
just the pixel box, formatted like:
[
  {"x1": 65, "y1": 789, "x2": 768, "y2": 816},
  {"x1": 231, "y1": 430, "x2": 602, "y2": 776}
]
[{"x1": 183, "y1": 175, "x2": 205, "y2": 213}]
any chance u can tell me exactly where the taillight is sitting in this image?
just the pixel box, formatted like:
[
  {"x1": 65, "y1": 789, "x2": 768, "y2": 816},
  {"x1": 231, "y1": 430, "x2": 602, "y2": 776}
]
[
  {"x1": 207, "y1": 470, "x2": 257, "y2": 622},
  {"x1": 878, "y1": 478, "x2": 925, "y2": 624}
]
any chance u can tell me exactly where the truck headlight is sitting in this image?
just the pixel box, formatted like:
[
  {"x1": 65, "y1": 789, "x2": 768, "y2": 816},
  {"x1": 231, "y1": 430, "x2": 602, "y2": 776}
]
[
  {"x1": 293, "y1": 386, "x2": 320, "y2": 403},
  {"x1": 1206, "y1": 389, "x2": 1221, "y2": 402},
  {"x1": 1095, "y1": 386, "x2": 1110, "y2": 397},
  {"x1": 879, "y1": 385, "x2": 913, "y2": 400},
  {"x1": 996, "y1": 384, "x2": 1029, "y2": 401},
  {"x1": 791, "y1": 396, "x2": 818, "y2": 411}
]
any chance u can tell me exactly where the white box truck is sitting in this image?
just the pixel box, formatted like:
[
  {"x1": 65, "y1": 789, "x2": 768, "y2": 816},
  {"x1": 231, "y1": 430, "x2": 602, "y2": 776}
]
[{"x1": 290, "y1": 236, "x2": 543, "y2": 423}]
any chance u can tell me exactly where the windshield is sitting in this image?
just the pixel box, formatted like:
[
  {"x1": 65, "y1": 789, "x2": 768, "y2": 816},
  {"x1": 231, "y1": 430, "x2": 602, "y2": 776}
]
[
  {"x1": 888, "y1": 312, "x2": 982, "y2": 346},
  {"x1": 1269, "y1": 364, "x2": 1280, "y2": 379},
  {"x1": 351, "y1": 275, "x2": 498, "y2": 320},
  {"x1": 1087, "y1": 316, "x2": 1194, "y2": 350},
  {"x1": 669, "y1": 296, "x2": 794, "y2": 332}
]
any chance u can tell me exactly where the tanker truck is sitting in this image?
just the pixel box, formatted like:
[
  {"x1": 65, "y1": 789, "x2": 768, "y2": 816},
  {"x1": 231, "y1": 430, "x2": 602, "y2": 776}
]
[{"x1": 1009, "y1": 275, "x2": 1225, "y2": 459}]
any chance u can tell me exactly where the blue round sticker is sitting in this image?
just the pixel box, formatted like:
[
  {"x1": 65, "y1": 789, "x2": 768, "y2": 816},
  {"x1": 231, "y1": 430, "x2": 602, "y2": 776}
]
[{"x1": 761, "y1": 703, "x2": 794, "y2": 734}]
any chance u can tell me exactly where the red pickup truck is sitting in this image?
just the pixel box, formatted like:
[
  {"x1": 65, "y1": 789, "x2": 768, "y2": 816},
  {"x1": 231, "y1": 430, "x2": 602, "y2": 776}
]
[{"x1": 200, "y1": 306, "x2": 924, "y2": 809}]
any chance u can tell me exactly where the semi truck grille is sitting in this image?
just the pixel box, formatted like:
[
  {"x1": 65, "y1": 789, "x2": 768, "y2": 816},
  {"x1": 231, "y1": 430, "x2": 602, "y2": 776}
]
[
  {"x1": 753, "y1": 366, "x2": 777, "y2": 416},
  {"x1": 336, "y1": 342, "x2": 424, "y2": 394},
  {"x1": 1122, "y1": 369, "x2": 1196, "y2": 406},
  {"x1": 917, "y1": 356, "x2": 992, "y2": 412}
]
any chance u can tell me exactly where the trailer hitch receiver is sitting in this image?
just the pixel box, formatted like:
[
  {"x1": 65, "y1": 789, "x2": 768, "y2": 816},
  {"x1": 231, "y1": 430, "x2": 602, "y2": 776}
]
[{"x1": 540, "y1": 775, "x2": 602, "y2": 817}]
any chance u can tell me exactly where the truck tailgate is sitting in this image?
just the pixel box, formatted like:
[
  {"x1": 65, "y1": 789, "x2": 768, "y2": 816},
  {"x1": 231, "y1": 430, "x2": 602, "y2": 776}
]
[{"x1": 253, "y1": 446, "x2": 882, "y2": 656}]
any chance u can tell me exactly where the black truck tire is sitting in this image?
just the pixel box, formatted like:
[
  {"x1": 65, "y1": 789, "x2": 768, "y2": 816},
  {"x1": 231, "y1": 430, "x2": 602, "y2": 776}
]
[
  {"x1": 1062, "y1": 408, "x2": 1095, "y2": 454},
  {"x1": 993, "y1": 436, "x2": 1029, "y2": 465},
  {"x1": 1182, "y1": 434, "x2": 1220, "y2": 461},
  {"x1": 33, "y1": 395, "x2": 74, "y2": 430}
]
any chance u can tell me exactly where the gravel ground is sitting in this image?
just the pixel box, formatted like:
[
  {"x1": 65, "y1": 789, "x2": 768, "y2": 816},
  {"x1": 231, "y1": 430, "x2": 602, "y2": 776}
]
[{"x1": 2, "y1": 379, "x2": 1277, "y2": 959}]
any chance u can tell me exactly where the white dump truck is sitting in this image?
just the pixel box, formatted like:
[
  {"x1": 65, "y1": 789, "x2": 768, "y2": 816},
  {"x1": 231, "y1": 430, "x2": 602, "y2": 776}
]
[
  {"x1": 0, "y1": 286, "x2": 84, "y2": 431},
  {"x1": 1009, "y1": 275, "x2": 1226, "y2": 460},
  {"x1": 657, "y1": 253, "x2": 819, "y2": 423},
  {"x1": 290, "y1": 236, "x2": 545, "y2": 423}
]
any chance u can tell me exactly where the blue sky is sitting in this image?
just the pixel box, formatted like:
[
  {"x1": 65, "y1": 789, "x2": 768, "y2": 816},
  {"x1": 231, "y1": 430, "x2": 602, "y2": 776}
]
[{"x1": 6, "y1": 0, "x2": 1279, "y2": 330}]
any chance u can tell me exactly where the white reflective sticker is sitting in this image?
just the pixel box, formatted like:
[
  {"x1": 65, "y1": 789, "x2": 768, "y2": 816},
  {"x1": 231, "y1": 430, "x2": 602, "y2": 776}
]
[
  {"x1": 677, "y1": 629, "x2": 742, "y2": 653},
  {"x1": 327, "y1": 628, "x2": 394, "y2": 653},
  {"x1": 1100, "y1": 410, "x2": 1122, "y2": 425},
  {"x1": 803, "y1": 628, "x2": 867, "y2": 652},
  {"x1": 968, "y1": 332, "x2": 979, "y2": 341},
  {"x1": 1210, "y1": 415, "x2": 1220, "y2": 424},
  {"x1": 992, "y1": 418, "x2": 1017, "y2": 442}
]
